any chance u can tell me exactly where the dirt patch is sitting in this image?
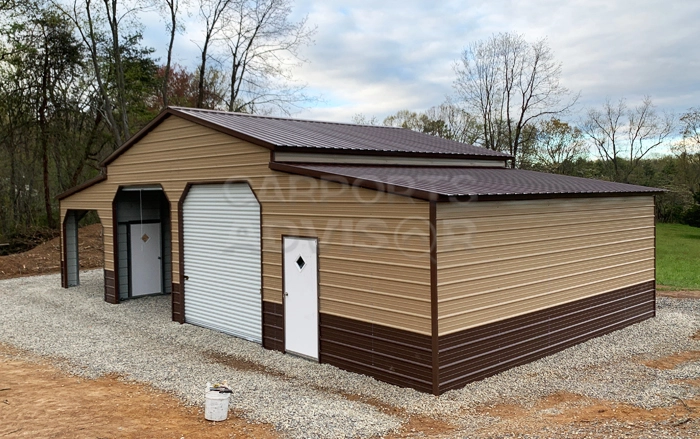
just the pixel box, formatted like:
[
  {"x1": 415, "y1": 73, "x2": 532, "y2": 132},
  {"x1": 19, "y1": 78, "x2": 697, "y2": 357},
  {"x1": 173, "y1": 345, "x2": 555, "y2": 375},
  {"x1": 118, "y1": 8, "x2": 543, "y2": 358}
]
[
  {"x1": 693, "y1": 330, "x2": 700, "y2": 341},
  {"x1": 2, "y1": 344, "x2": 700, "y2": 439},
  {"x1": 474, "y1": 391, "x2": 700, "y2": 437},
  {"x1": 342, "y1": 393, "x2": 458, "y2": 438},
  {"x1": 671, "y1": 378, "x2": 700, "y2": 387},
  {"x1": 658, "y1": 289, "x2": 700, "y2": 299},
  {"x1": 206, "y1": 351, "x2": 287, "y2": 379},
  {"x1": 206, "y1": 352, "x2": 461, "y2": 437},
  {"x1": 386, "y1": 414, "x2": 458, "y2": 438},
  {"x1": 0, "y1": 224, "x2": 104, "y2": 280},
  {"x1": 0, "y1": 344, "x2": 278, "y2": 439},
  {"x1": 643, "y1": 351, "x2": 700, "y2": 370}
]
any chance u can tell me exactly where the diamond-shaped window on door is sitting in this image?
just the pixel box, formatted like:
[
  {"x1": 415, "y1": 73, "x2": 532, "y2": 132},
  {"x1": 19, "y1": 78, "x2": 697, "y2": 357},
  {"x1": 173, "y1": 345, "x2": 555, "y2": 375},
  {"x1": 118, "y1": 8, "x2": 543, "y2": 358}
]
[{"x1": 295, "y1": 255, "x2": 306, "y2": 271}]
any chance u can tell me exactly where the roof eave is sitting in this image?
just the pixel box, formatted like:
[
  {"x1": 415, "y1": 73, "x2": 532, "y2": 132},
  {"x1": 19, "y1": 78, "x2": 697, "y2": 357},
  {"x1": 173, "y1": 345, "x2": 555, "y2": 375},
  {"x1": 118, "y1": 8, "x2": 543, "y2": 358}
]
[
  {"x1": 274, "y1": 145, "x2": 512, "y2": 161},
  {"x1": 270, "y1": 162, "x2": 664, "y2": 202},
  {"x1": 101, "y1": 107, "x2": 281, "y2": 167},
  {"x1": 57, "y1": 173, "x2": 108, "y2": 200},
  {"x1": 438, "y1": 190, "x2": 665, "y2": 202}
]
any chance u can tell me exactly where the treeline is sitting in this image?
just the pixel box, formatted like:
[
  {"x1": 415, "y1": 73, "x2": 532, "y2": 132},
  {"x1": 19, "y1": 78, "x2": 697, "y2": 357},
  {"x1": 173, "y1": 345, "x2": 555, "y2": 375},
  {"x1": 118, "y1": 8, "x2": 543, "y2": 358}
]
[
  {"x1": 0, "y1": 0, "x2": 313, "y2": 240},
  {"x1": 0, "y1": 3, "x2": 698, "y2": 244},
  {"x1": 356, "y1": 104, "x2": 700, "y2": 226}
]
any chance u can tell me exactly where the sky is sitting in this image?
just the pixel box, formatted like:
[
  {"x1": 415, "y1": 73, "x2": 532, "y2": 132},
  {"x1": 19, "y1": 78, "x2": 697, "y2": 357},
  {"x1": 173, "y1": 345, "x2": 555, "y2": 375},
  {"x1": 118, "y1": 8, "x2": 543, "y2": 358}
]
[{"x1": 143, "y1": 0, "x2": 700, "y2": 124}]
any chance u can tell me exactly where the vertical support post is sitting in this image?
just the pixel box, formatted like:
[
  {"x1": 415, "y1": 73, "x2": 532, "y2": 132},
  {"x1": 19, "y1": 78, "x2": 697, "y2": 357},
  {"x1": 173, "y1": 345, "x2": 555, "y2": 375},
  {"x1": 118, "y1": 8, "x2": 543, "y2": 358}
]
[
  {"x1": 429, "y1": 200, "x2": 439, "y2": 395},
  {"x1": 65, "y1": 211, "x2": 80, "y2": 287}
]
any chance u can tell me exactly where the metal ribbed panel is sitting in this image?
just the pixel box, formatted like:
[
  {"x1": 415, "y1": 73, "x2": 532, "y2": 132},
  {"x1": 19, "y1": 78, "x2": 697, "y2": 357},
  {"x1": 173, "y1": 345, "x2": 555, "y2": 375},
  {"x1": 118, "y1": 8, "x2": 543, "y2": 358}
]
[
  {"x1": 278, "y1": 164, "x2": 663, "y2": 198},
  {"x1": 183, "y1": 184, "x2": 262, "y2": 343},
  {"x1": 170, "y1": 107, "x2": 511, "y2": 158}
]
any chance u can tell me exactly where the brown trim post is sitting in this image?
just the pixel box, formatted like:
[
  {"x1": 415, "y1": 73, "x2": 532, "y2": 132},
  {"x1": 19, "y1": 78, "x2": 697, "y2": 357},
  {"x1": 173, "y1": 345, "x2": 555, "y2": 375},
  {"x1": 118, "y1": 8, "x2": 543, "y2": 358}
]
[
  {"x1": 429, "y1": 200, "x2": 439, "y2": 395},
  {"x1": 653, "y1": 195, "x2": 657, "y2": 317},
  {"x1": 281, "y1": 235, "x2": 287, "y2": 353},
  {"x1": 61, "y1": 211, "x2": 68, "y2": 288},
  {"x1": 175, "y1": 183, "x2": 192, "y2": 324},
  {"x1": 109, "y1": 191, "x2": 121, "y2": 304}
]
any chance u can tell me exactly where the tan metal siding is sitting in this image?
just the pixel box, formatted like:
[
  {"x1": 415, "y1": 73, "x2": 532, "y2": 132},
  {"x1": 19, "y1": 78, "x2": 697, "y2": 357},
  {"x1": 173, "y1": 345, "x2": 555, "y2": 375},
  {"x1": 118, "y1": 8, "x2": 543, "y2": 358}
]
[
  {"x1": 60, "y1": 183, "x2": 116, "y2": 270},
  {"x1": 262, "y1": 184, "x2": 431, "y2": 334},
  {"x1": 59, "y1": 115, "x2": 432, "y2": 334},
  {"x1": 436, "y1": 196, "x2": 656, "y2": 336}
]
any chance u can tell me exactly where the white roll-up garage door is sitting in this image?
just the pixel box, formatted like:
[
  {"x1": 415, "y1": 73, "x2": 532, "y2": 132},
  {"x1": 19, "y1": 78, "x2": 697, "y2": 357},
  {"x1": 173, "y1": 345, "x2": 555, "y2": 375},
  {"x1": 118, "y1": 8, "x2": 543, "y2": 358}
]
[{"x1": 182, "y1": 183, "x2": 262, "y2": 343}]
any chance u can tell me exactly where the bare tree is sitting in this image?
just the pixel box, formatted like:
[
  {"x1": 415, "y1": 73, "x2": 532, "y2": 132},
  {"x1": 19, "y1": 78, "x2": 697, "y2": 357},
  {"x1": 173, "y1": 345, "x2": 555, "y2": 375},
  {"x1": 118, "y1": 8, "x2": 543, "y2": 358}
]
[
  {"x1": 161, "y1": 0, "x2": 184, "y2": 108},
  {"x1": 582, "y1": 96, "x2": 673, "y2": 183},
  {"x1": 673, "y1": 108, "x2": 700, "y2": 193},
  {"x1": 0, "y1": 0, "x2": 15, "y2": 11},
  {"x1": 383, "y1": 109, "x2": 423, "y2": 130},
  {"x1": 351, "y1": 113, "x2": 379, "y2": 125},
  {"x1": 53, "y1": 0, "x2": 152, "y2": 146},
  {"x1": 453, "y1": 32, "x2": 577, "y2": 167},
  {"x1": 424, "y1": 101, "x2": 482, "y2": 144},
  {"x1": 218, "y1": 0, "x2": 314, "y2": 114},
  {"x1": 195, "y1": 0, "x2": 232, "y2": 108},
  {"x1": 532, "y1": 118, "x2": 586, "y2": 174},
  {"x1": 679, "y1": 108, "x2": 700, "y2": 147},
  {"x1": 382, "y1": 103, "x2": 482, "y2": 145}
]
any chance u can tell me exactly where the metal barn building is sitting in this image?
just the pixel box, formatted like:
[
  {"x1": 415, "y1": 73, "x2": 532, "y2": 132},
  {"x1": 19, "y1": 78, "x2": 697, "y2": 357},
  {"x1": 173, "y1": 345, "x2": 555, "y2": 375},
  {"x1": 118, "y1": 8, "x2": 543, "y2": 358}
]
[{"x1": 59, "y1": 107, "x2": 661, "y2": 395}]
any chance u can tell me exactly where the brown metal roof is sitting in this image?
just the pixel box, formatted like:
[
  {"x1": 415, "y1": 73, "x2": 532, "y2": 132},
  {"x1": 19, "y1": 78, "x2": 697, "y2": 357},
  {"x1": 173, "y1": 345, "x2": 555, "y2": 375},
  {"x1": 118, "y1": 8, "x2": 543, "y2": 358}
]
[
  {"x1": 102, "y1": 107, "x2": 512, "y2": 167},
  {"x1": 170, "y1": 107, "x2": 511, "y2": 159},
  {"x1": 270, "y1": 163, "x2": 664, "y2": 201}
]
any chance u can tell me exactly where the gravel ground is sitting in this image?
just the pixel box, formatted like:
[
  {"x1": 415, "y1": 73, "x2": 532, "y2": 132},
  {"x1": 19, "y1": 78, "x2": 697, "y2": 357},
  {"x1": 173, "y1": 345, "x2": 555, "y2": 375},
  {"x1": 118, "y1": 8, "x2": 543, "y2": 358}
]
[{"x1": 1, "y1": 270, "x2": 699, "y2": 438}]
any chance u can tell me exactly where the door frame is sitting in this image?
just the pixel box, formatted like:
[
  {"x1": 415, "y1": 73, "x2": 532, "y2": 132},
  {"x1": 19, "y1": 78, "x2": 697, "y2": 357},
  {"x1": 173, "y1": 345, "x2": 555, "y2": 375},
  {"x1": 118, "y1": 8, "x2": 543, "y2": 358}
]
[
  {"x1": 281, "y1": 234, "x2": 320, "y2": 360},
  {"x1": 125, "y1": 219, "x2": 163, "y2": 298},
  {"x1": 111, "y1": 184, "x2": 171, "y2": 305}
]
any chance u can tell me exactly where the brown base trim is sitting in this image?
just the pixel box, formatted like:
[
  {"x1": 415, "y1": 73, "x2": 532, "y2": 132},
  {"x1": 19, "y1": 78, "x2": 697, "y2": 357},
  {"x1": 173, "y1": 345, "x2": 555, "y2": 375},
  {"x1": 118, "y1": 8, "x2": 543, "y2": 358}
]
[
  {"x1": 104, "y1": 269, "x2": 117, "y2": 304},
  {"x1": 262, "y1": 301, "x2": 284, "y2": 352},
  {"x1": 307, "y1": 282, "x2": 656, "y2": 395},
  {"x1": 437, "y1": 281, "x2": 656, "y2": 393},
  {"x1": 61, "y1": 213, "x2": 68, "y2": 289},
  {"x1": 172, "y1": 283, "x2": 184, "y2": 323},
  {"x1": 60, "y1": 260, "x2": 68, "y2": 288},
  {"x1": 319, "y1": 313, "x2": 433, "y2": 393}
]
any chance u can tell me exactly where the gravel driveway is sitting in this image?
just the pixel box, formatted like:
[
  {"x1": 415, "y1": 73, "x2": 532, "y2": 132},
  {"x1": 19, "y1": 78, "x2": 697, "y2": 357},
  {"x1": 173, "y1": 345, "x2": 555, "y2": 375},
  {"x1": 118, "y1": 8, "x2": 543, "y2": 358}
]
[{"x1": 1, "y1": 270, "x2": 699, "y2": 438}]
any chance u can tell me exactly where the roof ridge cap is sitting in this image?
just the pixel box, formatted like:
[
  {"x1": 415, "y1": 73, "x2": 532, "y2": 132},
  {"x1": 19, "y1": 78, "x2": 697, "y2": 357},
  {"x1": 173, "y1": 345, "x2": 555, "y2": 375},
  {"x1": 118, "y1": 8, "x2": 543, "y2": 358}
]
[{"x1": 168, "y1": 106, "x2": 402, "y2": 129}]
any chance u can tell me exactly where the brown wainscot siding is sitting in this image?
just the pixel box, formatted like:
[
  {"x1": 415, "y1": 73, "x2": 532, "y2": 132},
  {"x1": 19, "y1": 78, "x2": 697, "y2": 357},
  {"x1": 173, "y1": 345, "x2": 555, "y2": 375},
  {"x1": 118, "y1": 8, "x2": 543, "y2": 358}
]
[
  {"x1": 262, "y1": 301, "x2": 284, "y2": 352},
  {"x1": 319, "y1": 313, "x2": 433, "y2": 393},
  {"x1": 437, "y1": 281, "x2": 656, "y2": 393},
  {"x1": 104, "y1": 269, "x2": 117, "y2": 304},
  {"x1": 171, "y1": 283, "x2": 184, "y2": 323}
]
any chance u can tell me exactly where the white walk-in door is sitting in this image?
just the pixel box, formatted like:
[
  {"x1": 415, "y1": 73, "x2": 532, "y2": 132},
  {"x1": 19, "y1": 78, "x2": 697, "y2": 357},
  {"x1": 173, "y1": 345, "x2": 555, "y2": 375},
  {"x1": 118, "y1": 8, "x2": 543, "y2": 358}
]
[
  {"x1": 284, "y1": 237, "x2": 318, "y2": 360},
  {"x1": 129, "y1": 222, "x2": 162, "y2": 296},
  {"x1": 182, "y1": 184, "x2": 262, "y2": 343}
]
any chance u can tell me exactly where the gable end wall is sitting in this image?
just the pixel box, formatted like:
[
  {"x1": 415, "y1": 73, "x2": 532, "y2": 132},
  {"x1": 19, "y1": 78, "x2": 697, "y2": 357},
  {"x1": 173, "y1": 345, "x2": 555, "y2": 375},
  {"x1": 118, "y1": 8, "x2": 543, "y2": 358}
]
[{"x1": 60, "y1": 116, "x2": 432, "y2": 336}]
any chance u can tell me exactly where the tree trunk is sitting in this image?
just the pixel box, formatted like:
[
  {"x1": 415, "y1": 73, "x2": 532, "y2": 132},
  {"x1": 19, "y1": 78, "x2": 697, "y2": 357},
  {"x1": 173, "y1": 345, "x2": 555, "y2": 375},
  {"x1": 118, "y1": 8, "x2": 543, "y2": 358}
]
[
  {"x1": 196, "y1": 36, "x2": 209, "y2": 109},
  {"x1": 105, "y1": 0, "x2": 129, "y2": 139},
  {"x1": 162, "y1": 1, "x2": 177, "y2": 108},
  {"x1": 39, "y1": 50, "x2": 54, "y2": 229}
]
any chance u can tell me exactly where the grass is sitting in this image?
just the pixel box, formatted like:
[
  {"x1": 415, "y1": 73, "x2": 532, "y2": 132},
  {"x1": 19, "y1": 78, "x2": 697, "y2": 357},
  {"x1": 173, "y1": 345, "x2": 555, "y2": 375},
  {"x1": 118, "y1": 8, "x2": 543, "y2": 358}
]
[{"x1": 656, "y1": 223, "x2": 700, "y2": 290}]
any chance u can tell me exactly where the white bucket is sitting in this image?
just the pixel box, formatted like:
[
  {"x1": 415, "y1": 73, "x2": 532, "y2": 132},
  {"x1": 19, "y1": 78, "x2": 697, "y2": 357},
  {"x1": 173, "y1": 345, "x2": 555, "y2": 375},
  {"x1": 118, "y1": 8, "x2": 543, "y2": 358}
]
[{"x1": 204, "y1": 391, "x2": 231, "y2": 421}]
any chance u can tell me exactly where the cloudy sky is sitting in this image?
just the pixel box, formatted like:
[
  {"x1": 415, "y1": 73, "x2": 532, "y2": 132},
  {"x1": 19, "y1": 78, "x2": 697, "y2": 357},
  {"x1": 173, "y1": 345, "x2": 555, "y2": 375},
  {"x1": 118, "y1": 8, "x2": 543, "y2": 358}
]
[{"x1": 150, "y1": 0, "x2": 700, "y2": 123}]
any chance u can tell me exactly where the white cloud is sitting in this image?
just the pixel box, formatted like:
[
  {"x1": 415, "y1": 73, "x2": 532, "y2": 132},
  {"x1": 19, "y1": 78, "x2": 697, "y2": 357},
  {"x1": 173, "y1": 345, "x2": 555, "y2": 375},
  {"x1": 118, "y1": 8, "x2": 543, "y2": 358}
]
[{"x1": 142, "y1": 0, "x2": 700, "y2": 122}]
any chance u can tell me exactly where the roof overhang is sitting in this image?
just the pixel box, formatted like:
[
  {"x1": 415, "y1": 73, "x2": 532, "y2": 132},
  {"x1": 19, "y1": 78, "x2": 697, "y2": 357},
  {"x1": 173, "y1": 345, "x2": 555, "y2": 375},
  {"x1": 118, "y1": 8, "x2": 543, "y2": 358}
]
[{"x1": 269, "y1": 162, "x2": 665, "y2": 202}]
